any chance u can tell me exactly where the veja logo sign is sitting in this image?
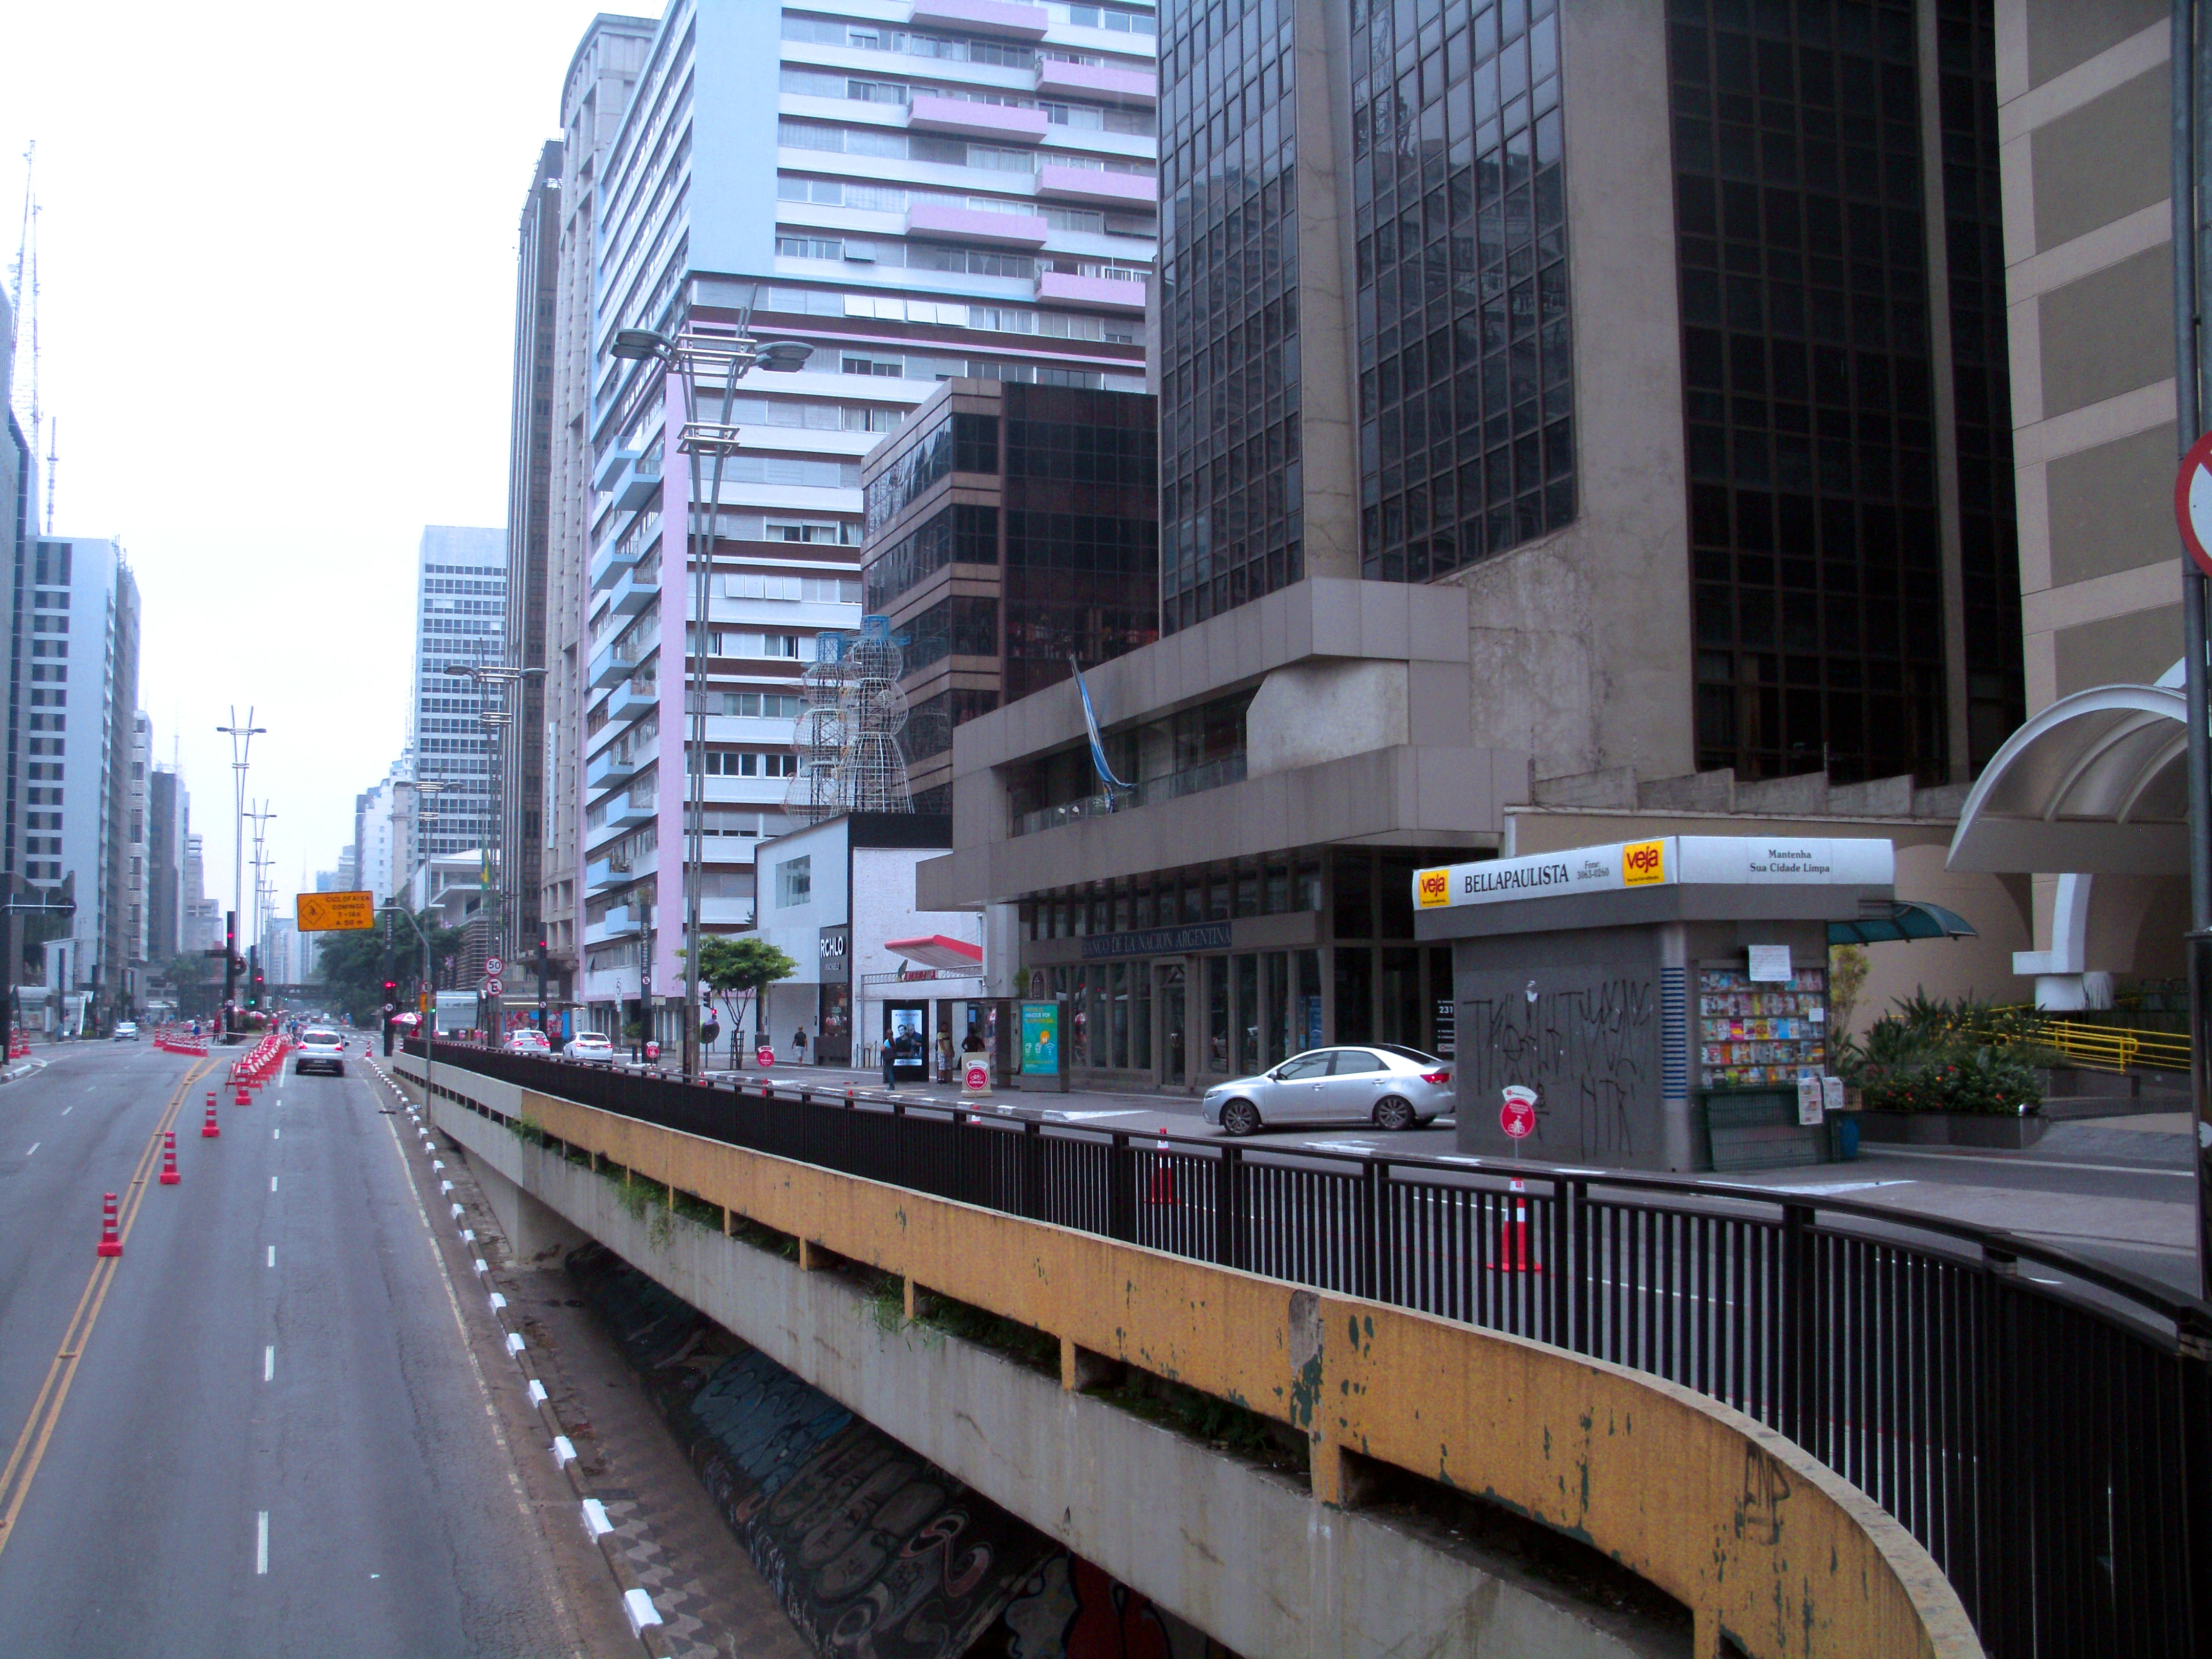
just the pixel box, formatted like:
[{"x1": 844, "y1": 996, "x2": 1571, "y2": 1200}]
[
  {"x1": 1621, "y1": 840, "x2": 1666, "y2": 886},
  {"x1": 1415, "y1": 868, "x2": 1452, "y2": 907}
]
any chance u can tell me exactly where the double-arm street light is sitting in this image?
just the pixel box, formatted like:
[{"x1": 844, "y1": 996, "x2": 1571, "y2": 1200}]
[
  {"x1": 442, "y1": 661, "x2": 546, "y2": 992},
  {"x1": 610, "y1": 306, "x2": 812, "y2": 1079},
  {"x1": 216, "y1": 709, "x2": 265, "y2": 1038}
]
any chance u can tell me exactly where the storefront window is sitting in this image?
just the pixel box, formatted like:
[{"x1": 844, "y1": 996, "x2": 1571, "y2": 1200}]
[
  {"x1": 1206, "y1": 956, "x2": 1229, "y2": 1072},
  {"x1": 1335, "y1": 947, "x2": 1373, "y2": 1044},
  {"x1": 1207, "y1": 874, "x2": 1230, "y2": 923},
  {"x1": 1297, "y1": 860, "x2": 1323, "y2": 912},
  {"x1": 1235, "y1": 954, "x2": 1259, "y2": 1074},
  {"x1": 1333, "y1": 851, "x2": 1373, "y2": 939},
  {"x1": 1264, "y1": 952, "x2": 1288, "y2": 1065},
  {"x1": 1429, "y1": 945, "x2": 1455, "y2": 1057},
  {"x1": 1264, "y1": 862, "x2": 1290, "y2": 914},
  {"x1": 1110, "y1": 962, "x2": 1130, "y2": 1069},
  {"x1": 1380, "y1": 854, "x2": 1421, "y2": 939},
  {"x1": 1380, "y1": 947, "x2": 1421, "y2": 1047},
  {"x1": 1070, "y1": 966, "x2": 1089, "y2": 1066},
  {"x1": 1132, "y1": 969, "x2": 1152, "y2": 1070},
  {"x1": 1296, "y1": 950, "x2": 1322, "y2": 1051}
]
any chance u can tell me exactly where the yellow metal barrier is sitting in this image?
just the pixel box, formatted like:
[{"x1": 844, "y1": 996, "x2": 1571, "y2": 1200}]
[
  {"x1": 2033, "y1": 1018, "x2": 2189, "y2": 1075},
  {"x1": 402, "y1": 1060, "x2": 1983, "y2": 1659}
]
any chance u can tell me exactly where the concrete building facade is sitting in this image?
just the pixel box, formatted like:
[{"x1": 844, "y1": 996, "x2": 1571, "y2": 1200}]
[
  {"x1": 562, "y1": 0, "x2": 1159, "y2": 1046},
  {"x1": 504, "y1": 139, "x2": 565, "y2": 972},
  {"x1": 542, "y1": 15, "x2": 672, "y2": 1006},
  {"x1": 411, "y1": 526, "x2": 507, "y2": 862},
  {"x1": 923, "y1": 0, "x2": 2051, "y2": 1092}
]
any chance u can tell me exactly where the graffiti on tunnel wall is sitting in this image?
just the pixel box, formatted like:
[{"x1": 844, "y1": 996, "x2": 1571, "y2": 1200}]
[{"x1": 1456, "y1": 965, "x2": 1658, "y2": 1157}]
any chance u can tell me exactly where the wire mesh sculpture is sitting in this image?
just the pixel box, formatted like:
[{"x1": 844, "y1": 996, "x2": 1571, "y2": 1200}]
[{"x1": 785, "y1": 617, "x2": 912, "y2": 823}]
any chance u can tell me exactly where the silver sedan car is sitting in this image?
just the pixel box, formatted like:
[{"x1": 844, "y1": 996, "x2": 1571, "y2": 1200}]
[{"x1": 1201, "y1": 1044, "x2": 1455, "y2": 1135}]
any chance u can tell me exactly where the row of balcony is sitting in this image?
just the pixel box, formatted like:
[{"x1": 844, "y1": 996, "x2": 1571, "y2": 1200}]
[
  {"x1": 904, "y1": 0, "x2": 1156, "y2": 64},
  {"x1": 583, "y1": 894, "x2": 756, "y2": 946}
]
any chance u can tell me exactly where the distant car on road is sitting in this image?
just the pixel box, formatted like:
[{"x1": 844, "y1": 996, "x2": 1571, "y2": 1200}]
[
  {"x1": 1200, "y1": 1044, "x2": 1454, "y2": 1136},
  {"x1": 112, "y1": 1022, "x2": 139, "y2": 1042},
  {"x1": 503, "y1": 1030, "x2": 552, "y2": 1054},
  {"x1": 294, "y1": 1029, "x2": 348, "y2": 1077},
  {"x1": 563, "y1": 1031, "x2": 616, "y2": 1064}
]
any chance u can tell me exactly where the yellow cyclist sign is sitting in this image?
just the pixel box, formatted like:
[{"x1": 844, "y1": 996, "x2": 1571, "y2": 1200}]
[{"x1": 296, "y1": 890, "x2": 377, "y2": 932}]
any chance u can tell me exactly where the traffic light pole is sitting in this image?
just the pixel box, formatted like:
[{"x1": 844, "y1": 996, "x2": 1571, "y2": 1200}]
[
  {"x1": 382, "y1": 904, "x2": 436, "y2": 1117},
  {"x1": 221, "y1": 910, "x2": 238, "y2": 1039}
]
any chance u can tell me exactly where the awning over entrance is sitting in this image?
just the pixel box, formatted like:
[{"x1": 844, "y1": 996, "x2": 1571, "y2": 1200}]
[
  {"x1": 1946, "y1": 684, "x2": 2192, "y2": 875},
  {"x1": 1827, "y1": 899, "x2": 1979, "y2": 946},
  {"x1": 882, "y1": 934, "x2": 984, "y2": 971}
]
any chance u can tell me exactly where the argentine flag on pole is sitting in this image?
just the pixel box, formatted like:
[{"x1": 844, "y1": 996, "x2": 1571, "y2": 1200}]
[{"x1": 1072, "y1": 657, "x2": 1132, "y2": 792}]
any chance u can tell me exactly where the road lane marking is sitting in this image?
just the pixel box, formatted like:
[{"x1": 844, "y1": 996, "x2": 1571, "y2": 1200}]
[
  {"x1": 256, "y1": 1511, "x2": 268, "y2": 1575},
  {"x1": 0, "y1": 1058, "x2": 212, "y2": 1560},
  {"x1": 375, "y1": 1073, "x2": 589, "y2": 1651},
  {"x1": 270, "y1": 1177, "x2": 278, "y2": 1192},
  {"x1": 263, "y1": 1346, "x2": 274, "y2": 1382},
  {"x1": 267, "y1": 1246, "x2": 275, "y2": 1268},
  {"x1": 1868, "y1": 1147, "x2": 2192, "y2": 1177},
  {"x1": 23, "y1": 1144, "x2": 35, "y2": 1157},
  {"x1": 272, "y1": 1126, "x2": 279, "y2": 1139},
  {"x1": 59, "y1": 1107, "x2": 69, "y2": 1115}
]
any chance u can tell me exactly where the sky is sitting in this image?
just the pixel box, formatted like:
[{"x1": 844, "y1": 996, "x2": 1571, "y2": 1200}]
[{"x1": 3, "y1": 0, "x2": 642, "y2": 934}]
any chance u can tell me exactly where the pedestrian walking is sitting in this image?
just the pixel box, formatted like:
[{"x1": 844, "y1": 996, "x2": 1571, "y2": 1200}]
[
  {"x1": 881, "y1": 1037, "x2": 897, "y2": 1091},
  {"x1": 792, "y1": 1027, "x2": 807, "y2": 1064}
]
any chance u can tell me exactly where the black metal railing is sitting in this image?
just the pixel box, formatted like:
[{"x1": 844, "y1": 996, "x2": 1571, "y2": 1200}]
[{"x1": 406, "y1": 1041, "x2": 2212, "y2": 1658}]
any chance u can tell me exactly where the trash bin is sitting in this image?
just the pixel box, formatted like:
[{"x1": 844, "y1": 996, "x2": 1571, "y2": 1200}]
[{"x1": 1827, "y1": 1113, "x2": 1860, "y2": 1162}]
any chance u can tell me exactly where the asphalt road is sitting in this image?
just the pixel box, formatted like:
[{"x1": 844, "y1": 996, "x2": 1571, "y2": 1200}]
[{"x1": 0, "y1": 1041, "x2": 633, "y2": 1658}]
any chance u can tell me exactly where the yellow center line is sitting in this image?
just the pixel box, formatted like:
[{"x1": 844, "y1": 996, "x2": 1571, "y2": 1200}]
[{"x1": 0, "y1": 1057, "x2": 211, "y2": 1557}]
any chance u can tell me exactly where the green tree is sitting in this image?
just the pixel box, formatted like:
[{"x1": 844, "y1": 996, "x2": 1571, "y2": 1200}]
[
  {"x1": 697, "y1": 935, "x2": 798, "y2": 1049},
  {"x1": 163, "y1": 952, "x2": 216, "y2": 986}
]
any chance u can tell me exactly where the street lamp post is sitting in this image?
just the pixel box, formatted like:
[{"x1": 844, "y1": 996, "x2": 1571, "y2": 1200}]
[
  {"x1": 442, "y1": 662, "x2": 545, "y2": 979},
  {"x1": 216, "y1": 709, "x2": 265, "y2": 1039},
  {"x1": 610, "y1": 308, "x2": 812, "y2": 1080}
]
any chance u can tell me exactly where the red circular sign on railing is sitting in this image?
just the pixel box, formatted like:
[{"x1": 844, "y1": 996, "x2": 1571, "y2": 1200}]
[
  {"x1": 2173, "y1": 429, "x2": 2212, "y2": 580},
  {"x1": 1499, "y1": 1085, "x2": 1537, "y2": 1139}
]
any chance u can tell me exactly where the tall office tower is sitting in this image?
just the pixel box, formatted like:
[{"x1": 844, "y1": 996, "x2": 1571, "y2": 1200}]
[
  {"x1": 125, "y1": 711, "x2": 149, "y2": 995},
  {"x1": 14, "y1": 536, "x2": 139, "y2": 1024},
  {"x1": 180, "y1": 830, "x2": 217, "y2": 951},
  {"x1": 411, "y1": 526, "x2": 507, "y2": 863},
  {"x1": 1148, "y1": 0, "x2": 2018, "y2": 788},
  {"x1": 858, "y1": 378, "x2": 1158, "y2": 812},
  {"x1": 920, "y1": 0, "x2": 2031, "y2": 1098},
  {"x1": 542, "y1": 16, "x2": 658, "y2": 1008},
  {"x1": 566, "y1": 0, "x2": 1158, "y2": 1044},
  {"x1": 504, "y1": 140, "x2": 564, "y2": 970},
  {"x1": 146, "y1": 763, "x2": 182, "y2": 965}
]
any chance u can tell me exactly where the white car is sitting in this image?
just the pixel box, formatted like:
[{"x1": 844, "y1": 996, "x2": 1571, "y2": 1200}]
[
  {"x1": 1201, "y1": 1045, "x2": 1455, "y2": 1136},
  {"x1": 562, "y1": 1031, "x2": 616, "y2": 1064},
  {"x1": 294, "y1": 1029, "x2": 348, "y2": 1077},
  {"x1": 112, "y1": 1022, "x2": 139, "y2": 1041},
  {"x1": 503, "y1": 1029, "x2": 552, "y2": 1054}
]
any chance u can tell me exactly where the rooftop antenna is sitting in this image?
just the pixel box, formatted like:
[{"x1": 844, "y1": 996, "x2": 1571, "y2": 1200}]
[
  {"x1": 41, "y1": 415, "x2": 55, "y2": 535},
  {"x1": 8, "y1": 143, "x2": 41, "y2": 505}
]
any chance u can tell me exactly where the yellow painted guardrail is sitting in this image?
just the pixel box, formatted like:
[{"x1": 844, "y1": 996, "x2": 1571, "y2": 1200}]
[{"x1": 399, "y1": 1058, "x2": 1982, "y2": 1659}]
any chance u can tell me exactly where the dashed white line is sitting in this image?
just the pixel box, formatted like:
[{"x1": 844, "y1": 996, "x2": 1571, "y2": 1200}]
[
  {"x1": 264, "y1": 1346, "x2": 274, "y2": 1382},
  {"x1": 256, "y1": 1510, "x2": 269, "y2": 1575},
  {"x1": 60, "y1": 1105, "x2": 70, "y2": 1115},
  {"x1": 270, "y1": 1176, "x2": 279, "y2": 1193},
  {"x1": 272, "y1": 1125, "x2": 280, "y2": 1139},
  {"x1": 24, "y1": 1143, "x2": 37, "y2": 1157},
  {"x1": 267, "y1": 1245, "x2": 275, "y2": 1268}
]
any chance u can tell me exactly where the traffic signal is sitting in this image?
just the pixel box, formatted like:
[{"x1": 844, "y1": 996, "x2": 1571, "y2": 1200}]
[
  {"x1": 382, "y1": 980, "x2": 397, "y2": 996},
  {"x1": 248, "y1": 968, "x2": 264, "y2": 1009}
]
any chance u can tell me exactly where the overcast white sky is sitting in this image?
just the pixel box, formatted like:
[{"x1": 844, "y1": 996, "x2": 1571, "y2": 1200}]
[{"x1": 3, "y1": 0, "x2": 639, "y2": 934}]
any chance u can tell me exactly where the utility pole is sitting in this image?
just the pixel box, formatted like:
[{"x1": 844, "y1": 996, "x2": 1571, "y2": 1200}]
[{"x1": 216, "y1": 710, "x2": 264, "y2": 1041}]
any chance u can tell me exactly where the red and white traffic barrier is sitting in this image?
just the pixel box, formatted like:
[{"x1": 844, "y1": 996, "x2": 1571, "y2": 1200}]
[
  {"x1": 159, "y1": 1130, "x2": 180, "y2": 1185},
  {"x1": 96, "y1": 1192, "x2": 123, "y2": 1258},
  {"x1": 1499, "y1": 1178, "x2": 1539, "y2": 1273}
]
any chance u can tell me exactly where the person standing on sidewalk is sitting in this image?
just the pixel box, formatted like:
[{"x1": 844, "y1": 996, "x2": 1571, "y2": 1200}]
[{"x1": 793, "y1": 1027, "x2": 807, "y2": 1065}]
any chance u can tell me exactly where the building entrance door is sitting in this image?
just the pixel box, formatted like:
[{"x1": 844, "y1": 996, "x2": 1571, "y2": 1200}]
[{"x1": 1157, "y1": 963, "x2": 1186, "y2": 1088}]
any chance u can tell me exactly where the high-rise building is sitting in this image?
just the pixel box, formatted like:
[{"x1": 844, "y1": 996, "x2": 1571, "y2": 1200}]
[
  {"x1": 542, "y1": 16, "x2": 660, "y2": 1002},
  {"x1": 2, "y1": 287, "x2": 29, "y2": 916},
  {"x1": 125, "y1": 711, "x2": 149, "y2": 997},
  {"x1": 857, "y1": 378, "x2": 1158, "y2": 812},
  {"x1": 559, "y1": 0, "x2": 1159, "y2": 1045},
  {"x1": 920, "y1": 0, "x2": 2038, "y2": 1097},
  {"x1": 504, "y1": 139, "x2": 565, "y2": 972},
  {"x1": 12, "y1": 536, "x2": 139, "y2": 1024},
  {"x1": 146, "y1": 762, "x2": 183, "y2": 966},
  {"x1": 411, "y1": 526, "x2": 506, "y2": 861},
  {"x1": 180, "y1": 831, "x2": 218, "y2": 952}
]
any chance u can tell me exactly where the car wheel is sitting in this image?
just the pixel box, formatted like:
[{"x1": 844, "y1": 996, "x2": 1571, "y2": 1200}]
[
  {"x1": 1373, "y1": 1096, "x2": 1417, "y2": 1131},
  {"x1": 1219, "y1": 1097, "x2": 1262, "y2": 1137},
  {"x1": 335, "y1": 1065, "x2": 346, "y2": 1077}
]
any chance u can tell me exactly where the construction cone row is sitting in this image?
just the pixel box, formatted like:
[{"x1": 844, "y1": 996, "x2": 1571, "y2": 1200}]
[
  {"x1": 95, "y1": 1192, "x2": 122, "y2": 1258},
  {"x1": 159, "y1": 1130, "x2": 180, "y2": 1185},
  {"x1": 202, "y1": 1096, "x2": 221, "y2": 1138}
]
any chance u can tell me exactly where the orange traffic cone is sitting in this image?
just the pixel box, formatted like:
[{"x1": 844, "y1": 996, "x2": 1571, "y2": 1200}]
[
  {"x1": 159, "y1": 1130, "x2": 180, "y2": 1185},
  {"x1": 202, "y1": 1098, "x2": 221, "y2": 1138},
  {"x1": 96, "y1": 1192, "x2": 122, "y2": 1258}
]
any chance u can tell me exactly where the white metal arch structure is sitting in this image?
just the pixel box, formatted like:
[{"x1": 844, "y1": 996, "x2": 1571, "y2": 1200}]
[{"x1": 1946, "y1": 683, "x2": 2193, "y2": 875}]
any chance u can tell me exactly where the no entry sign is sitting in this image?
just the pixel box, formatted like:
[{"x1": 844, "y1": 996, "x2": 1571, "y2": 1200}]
[
  {"x1": 1499, "y1": 1086, "x2": 1538, "y2": 1139},
  {"x1": 2174, "y1": 430, "x2": 2212, "y2": 580}
]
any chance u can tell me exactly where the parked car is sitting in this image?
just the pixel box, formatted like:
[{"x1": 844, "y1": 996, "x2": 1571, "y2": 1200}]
[
  {"x1": 503, "y1": 1030, "x2": 552, "y2": 1054},
  {"x1": 294, "y1": 1029, "x2": 348, "y2": 1077},
  {"x1": 1200, "y1": 1044, "x2": 1454, "y2": 1136},
  {"x1": 563, "y1": 1031, "x2": 616, "y2": 1064},
  {"x1": 112, "y1": 1022, "x2": 139, "y2": 1041}
]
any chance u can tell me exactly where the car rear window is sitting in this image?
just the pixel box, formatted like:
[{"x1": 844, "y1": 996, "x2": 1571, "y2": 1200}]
[
  {"x1": 304, "y1": 1031, "x2": 342, "y2": 1044},
  {"x1": 1374, "y1": 1043, "x2": 1442, "y2": 1066}
]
